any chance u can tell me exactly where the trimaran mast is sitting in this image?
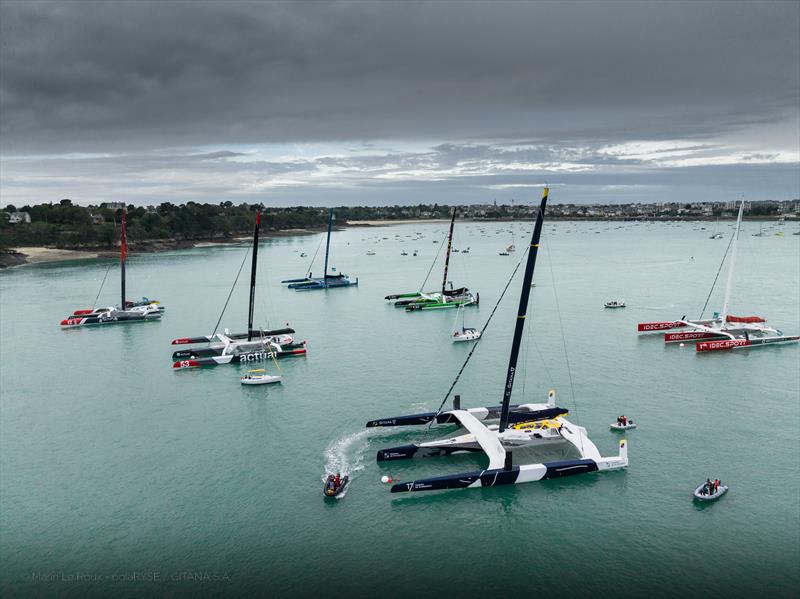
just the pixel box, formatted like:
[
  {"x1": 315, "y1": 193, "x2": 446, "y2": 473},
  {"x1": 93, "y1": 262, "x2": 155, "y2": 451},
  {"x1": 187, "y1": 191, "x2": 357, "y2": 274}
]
[
  {"x1": 440, "y1": 208, "x2": 456, "y2": 295},
  {"x1": 322, "y1": 209, "x2": 333, "y2": 285},
  {"x1": 720, "y1": 199, "x2": 743, "y2": 322},
  {"x1": 120, "y1": 207, "x2": 127, "y2": 309},
  {"x1": 247, "y1": 211, "x2": 261, "y2": 341},
  {"x1": 498, "y1": 187, "x2": 548, "y2": 433}
]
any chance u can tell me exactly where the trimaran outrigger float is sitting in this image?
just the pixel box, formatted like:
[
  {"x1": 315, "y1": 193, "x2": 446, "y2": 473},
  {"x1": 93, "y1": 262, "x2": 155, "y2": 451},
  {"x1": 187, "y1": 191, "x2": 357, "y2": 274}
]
[
  {"x1": 637, "y1": 200, "x2": 798, "y2": 352},
  {"x1": 281, "y1": 209, "x2": 357, "y2": 290},
  {"x1": 384, "y1": 208, "x2": 478, "y2": 311},
  {"x1": 368, "y1": 187, "x2": 628, "y2": 493},
  {"x1": 61, "y1": 207, "x2": 164, "y2": 328},
  {"x1": 171, "y1": 211, "x2": 307, "y2": 369}
]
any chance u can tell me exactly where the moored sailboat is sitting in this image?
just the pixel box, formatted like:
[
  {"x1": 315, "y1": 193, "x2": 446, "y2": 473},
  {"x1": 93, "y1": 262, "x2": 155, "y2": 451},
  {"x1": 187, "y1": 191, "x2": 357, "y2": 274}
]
[
  {"x1": 386, "y1": 208, "x2": 478, "y2": 311},
  {"x1": 171, "y1": 211, "x2": 307, "y2": 369},
  {"x1": 648, "y1": 201, "x2": 797, "y2": 350},
  {"x1": 281, "y1": 209, "x2": 357, "y2": 290},
  {"x1": 60, "y1": 207, "x2": 163, "y2": 328},
  {"x1": 367, "y1": 187, "x2": 628, "y2": 493}
]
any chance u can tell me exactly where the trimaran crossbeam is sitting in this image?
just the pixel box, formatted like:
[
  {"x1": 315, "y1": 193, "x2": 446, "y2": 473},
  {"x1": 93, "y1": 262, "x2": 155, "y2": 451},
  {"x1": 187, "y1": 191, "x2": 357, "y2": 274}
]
[{"x1": 367, "y1": 187, "x2": 628, "y2": 493}]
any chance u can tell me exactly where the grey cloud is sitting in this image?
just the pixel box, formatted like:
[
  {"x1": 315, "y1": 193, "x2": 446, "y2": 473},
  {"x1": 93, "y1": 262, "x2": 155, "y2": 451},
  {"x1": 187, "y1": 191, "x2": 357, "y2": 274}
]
[{"x1": 1, "y1": 0, "x2": 798, "y2": 154}]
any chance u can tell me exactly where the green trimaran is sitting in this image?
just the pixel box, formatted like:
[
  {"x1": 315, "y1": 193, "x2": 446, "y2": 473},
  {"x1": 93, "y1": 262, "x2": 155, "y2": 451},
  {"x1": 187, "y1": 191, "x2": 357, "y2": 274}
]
[{"x1": 384, "y1": 208, "x2": 479, "y2": 311}]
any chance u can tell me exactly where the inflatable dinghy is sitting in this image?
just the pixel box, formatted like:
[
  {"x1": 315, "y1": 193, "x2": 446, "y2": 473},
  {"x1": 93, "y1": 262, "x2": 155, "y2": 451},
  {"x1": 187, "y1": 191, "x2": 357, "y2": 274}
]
[
  {"x1": 610, "y1": 421, "x2": 637, "y2": 431},
  {"x1": 693, "y1": 483, "x2": 728, "y2": 502},
  {"x1": 323, "y1": 475, "x2": 349, "y2": 498}
]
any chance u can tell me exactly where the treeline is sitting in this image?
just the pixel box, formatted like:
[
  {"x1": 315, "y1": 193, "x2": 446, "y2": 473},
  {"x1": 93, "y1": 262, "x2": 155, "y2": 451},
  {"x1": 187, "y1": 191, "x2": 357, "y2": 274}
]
[
  {"x1": 0, "y1": 200, "x2": 459, "y2": 249},
  {"x1": 0, "y1": 201, "x2": 335, "y2": 249}
]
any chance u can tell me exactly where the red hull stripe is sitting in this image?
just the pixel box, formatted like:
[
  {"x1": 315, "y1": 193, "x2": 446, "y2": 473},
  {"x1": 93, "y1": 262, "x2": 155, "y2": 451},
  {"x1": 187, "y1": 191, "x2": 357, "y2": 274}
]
[
  {"x1": 172, "y1": 360, "x2": 201, "y2": 369},
  {"x1": 696, "y1": 339, "x2": 751, "y2": 351},
  {"x1": 72, "y1": 309, "x2": 94, "y2": 315},
  {"x1": 638, "y1": 321, "x2": 682, "y2": 332},
  {"x1": 61, "y1": 318, "x2": 86, "y2": 327},
  {"x1": 171, "y1": 338, "x2": 192, "y2": 345},
  {"x1": 664, "y1": 331, "x2": 721, "y2": 342}
]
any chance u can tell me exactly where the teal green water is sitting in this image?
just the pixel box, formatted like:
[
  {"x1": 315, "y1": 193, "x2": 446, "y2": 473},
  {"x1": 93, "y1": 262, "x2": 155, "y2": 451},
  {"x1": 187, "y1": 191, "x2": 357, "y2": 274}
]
[{"x1": 2, "y1": 220, "x2": 799, "y2": 597}]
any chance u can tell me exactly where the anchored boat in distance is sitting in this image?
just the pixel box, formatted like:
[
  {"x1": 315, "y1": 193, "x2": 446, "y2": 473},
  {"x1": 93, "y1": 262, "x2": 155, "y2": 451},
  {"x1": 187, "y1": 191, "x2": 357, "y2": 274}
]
[
  {"x1": 281, "y1": 209, "x2": 357, "y2": 290},
  {"x1": 60, "y1": 207, "x2": 164, "y2": 328},
  {"x1": 385, "y1": 208, "x2": 478, "y2": 311},
  {"x1": 638, "y1": 200, "x2": 798, "y2": 351},
  {"x1": 171, "y1": 211, "x2": 307, "y2": 369}
]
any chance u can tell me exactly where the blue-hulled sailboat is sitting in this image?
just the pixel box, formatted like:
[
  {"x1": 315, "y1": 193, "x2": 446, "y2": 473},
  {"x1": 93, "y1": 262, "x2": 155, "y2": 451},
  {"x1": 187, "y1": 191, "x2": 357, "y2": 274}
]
[{"x1": 281, "y1": 209, "x2": 358, "y2": 291}]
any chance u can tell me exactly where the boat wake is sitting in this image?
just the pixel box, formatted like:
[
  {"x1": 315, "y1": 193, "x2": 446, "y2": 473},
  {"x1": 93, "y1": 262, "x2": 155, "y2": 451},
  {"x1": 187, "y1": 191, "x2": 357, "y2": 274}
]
[{"x1": 322, "y1": 429, "x2": 373, "y2": 498}]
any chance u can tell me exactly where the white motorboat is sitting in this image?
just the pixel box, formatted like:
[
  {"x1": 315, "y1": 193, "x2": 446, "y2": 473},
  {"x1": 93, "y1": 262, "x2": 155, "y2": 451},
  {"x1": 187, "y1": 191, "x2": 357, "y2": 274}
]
[
  {"x1": 240, "y1": 369, "x2": 282, "y2": 385},
  {"x1": 604, "y1": 300, "x2": 626, "y2": 308}
]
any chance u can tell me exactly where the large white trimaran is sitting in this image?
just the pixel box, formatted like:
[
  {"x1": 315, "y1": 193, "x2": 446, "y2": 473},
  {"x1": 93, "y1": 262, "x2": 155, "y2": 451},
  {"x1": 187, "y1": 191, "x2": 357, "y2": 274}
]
[
  {"x1": 366, "y1": 187, "x2": 628, "y2": 493},
  {"x1": 640, "y1": 200, "x2": 798, "y2": 351}
]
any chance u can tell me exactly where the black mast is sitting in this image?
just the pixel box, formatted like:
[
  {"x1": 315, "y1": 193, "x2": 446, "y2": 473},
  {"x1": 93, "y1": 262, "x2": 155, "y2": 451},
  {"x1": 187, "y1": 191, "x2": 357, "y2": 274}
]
[
  {"x1": 441, "y1": 208, "x2": 456, "y2": 294},
  {"x1": 120, "y1": 207, "x2": 127, "y2": 309},
  {"x1": 247, "y1": 211, "x2": 261, "y2": 341},
  {"x1": 498, "y1": 187, "x2": 549, "y2": 433},
  {"x1": 322, "y1": 208, "x2": 333, "y2": 285}
]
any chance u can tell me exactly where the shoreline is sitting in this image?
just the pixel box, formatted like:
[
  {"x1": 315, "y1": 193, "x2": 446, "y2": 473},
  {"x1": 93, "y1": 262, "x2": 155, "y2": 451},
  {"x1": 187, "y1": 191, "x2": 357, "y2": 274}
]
[
  {"x1": 3, "y1": 217, "x2": 795, "y2": 268},
  {"x1": 2, "y1": 229, "x2": 325, "y2": 268}
]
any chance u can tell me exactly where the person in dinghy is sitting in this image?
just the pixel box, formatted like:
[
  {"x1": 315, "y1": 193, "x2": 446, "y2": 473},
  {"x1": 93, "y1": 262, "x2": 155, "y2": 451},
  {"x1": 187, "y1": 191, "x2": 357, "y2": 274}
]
[
  {"x1": 610, "y1": 415, "x2": 637, "y2": 430},
  {"x1": 323, "y1": 473, "x2": 349, "y2": 498}
]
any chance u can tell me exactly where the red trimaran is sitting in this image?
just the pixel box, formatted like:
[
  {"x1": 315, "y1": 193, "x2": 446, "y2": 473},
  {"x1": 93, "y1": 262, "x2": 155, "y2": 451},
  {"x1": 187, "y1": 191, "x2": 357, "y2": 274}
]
[
  {"x1": 60, "y1": 207, "x2": 164, "y2": 328},
  {"x1": 637, "y1": 200, "x2": 798, "y2": 351}
]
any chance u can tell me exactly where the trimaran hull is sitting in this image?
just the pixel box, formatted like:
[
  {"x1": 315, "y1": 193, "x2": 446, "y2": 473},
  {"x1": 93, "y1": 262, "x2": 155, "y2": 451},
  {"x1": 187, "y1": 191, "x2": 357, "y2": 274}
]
[
  {"x1": 697, "y1": 335, "x2": 800, "y2": 352},
  {"x1": 61, "y1": 311, "x2": 162, "y2": 328},
  {"x1": 172, "y1": 345, "x2": 307, "y2": 369}
]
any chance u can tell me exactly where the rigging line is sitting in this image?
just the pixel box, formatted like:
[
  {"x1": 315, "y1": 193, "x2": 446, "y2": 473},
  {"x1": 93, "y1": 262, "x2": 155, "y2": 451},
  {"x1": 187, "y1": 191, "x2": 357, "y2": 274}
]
[
  {"x1": 211, "y1": 246, "x2": 251, "y2": 337},
  {"x1": 698, "y1": 232, "x2": 735, "y2": 319},
  {"x1": 418, "y1": 231, "x2": 449, "y2": 292},
  {"x1": 91, "y1": 262, "x2": 114, "y2": 307},
  {"x1": 306, "y1": 234, "x2": 325, "y2": 278},
  {"x1": 542, "y1": 226, "x2": 583, "y2": 454},
  {"x1": 421, "y1": 247, "x2": 529, "y2": 439},
  {"x1": 259, "y1": 241, "x2": 274, "y2": 330}
]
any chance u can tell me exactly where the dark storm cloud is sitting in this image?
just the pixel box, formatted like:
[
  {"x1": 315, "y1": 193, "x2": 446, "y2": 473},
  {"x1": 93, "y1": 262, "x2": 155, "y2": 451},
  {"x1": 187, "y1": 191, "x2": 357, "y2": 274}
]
[{"x1": 1, "y1": 0, "x2": 798, "y2": 154}]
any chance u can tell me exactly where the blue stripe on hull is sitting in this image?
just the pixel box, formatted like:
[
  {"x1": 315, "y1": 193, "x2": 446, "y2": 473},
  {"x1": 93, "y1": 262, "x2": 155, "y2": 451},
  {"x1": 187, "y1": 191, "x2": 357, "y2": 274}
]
[
  {"x1": 391, "y1": 467, "x2": 522, "y2": 492},
  {"x1": 542, "y1": 459, "x2": 598, "y2": 478}
]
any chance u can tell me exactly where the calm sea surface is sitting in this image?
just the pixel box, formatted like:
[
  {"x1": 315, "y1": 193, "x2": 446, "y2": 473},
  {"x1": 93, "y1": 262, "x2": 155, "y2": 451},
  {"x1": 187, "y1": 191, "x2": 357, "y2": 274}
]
[{"x1": 1, "y1": 219, "x2": 799, "y2": 597}]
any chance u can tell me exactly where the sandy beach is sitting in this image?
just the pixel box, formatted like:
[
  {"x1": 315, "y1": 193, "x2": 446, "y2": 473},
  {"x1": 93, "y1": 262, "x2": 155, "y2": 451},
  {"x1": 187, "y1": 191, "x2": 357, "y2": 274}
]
[{"x1": 11, "y1": 247, "x2": 103, "y2": 265}]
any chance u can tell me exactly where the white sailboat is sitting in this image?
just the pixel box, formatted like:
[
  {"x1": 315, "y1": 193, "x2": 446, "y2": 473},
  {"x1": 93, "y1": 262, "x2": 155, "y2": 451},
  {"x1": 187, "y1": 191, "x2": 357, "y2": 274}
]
[
  {"x1": 367, "y1": 187, "x2": 628, "y2": 493},
  {"x1": 451, "y1": 303, "x2": 482, "y2": 342},
  {"x1": 655, "y1": 200, "x2": 798, "y2": 351}
]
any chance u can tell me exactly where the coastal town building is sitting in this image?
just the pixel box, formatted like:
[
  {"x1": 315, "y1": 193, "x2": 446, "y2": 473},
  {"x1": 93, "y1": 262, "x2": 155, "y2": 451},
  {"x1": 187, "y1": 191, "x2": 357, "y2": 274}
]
[{"x1": 8, "y1": 211, "x2": 31, "y2": 224}]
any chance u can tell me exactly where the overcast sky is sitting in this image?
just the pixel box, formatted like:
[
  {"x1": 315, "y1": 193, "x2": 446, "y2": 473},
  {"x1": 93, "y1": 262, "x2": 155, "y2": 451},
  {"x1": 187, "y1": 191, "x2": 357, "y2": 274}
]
[{"x1": 1, "y1": 0, "x2": 798, "y2": 207}]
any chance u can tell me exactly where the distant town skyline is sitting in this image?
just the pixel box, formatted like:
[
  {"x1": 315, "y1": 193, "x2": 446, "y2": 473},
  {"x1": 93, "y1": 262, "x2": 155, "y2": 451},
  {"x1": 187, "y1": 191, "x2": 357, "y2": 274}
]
[{"x1": 1, "y1": 1, "x2": 798, "y2": 207}]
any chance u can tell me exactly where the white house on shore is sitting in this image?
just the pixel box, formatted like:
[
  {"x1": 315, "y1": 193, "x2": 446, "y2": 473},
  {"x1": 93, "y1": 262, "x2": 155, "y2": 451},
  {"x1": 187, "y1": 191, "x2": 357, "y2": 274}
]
[{"x1": 8, "y1": 211, "x2": 31, "y2": 224}]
